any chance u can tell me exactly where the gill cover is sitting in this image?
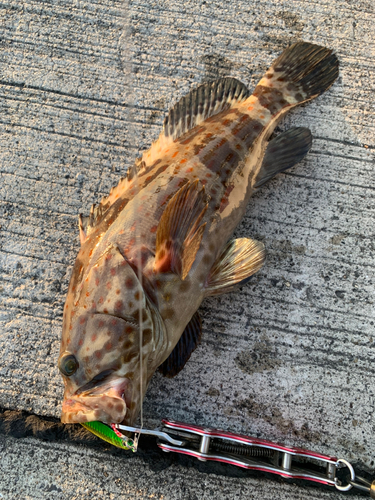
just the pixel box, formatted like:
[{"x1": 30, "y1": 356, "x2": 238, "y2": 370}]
[{"x1": 59, "y1": 244, "x2": 154, "y2": 424}]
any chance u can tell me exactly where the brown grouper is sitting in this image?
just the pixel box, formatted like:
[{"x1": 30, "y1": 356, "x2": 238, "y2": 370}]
[{"x1": 58, "y1": 42, "x2": 339, "y2": 426}]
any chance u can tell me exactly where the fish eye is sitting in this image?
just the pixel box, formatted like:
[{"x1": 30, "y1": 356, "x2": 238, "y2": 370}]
[{"x1": 58, "y1": 352, "x2": 79, "y2": 377}]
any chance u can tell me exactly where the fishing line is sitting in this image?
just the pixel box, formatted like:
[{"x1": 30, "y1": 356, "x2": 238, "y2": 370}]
[{"x1": 120, "y1": 0, "x2": 144, "y2": 448}]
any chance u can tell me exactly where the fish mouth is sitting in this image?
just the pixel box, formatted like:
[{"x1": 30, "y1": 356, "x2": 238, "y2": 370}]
[{"x1": 61, "y1": 377, "x2": 130, "y2": 424}]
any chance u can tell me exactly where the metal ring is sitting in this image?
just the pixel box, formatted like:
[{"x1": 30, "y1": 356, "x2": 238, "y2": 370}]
[{"x1": 334, "y1": 459, "x2": 355, "y2": 492}]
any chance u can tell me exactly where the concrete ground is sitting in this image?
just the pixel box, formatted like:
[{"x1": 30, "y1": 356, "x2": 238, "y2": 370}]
[{"x1": 0, "y1": 0, "x2": 374, "y2": 498}]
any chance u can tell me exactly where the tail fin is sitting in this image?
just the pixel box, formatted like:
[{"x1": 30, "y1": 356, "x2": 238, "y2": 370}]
[{"x1": 254, "y1": 42, "x2": 339, "y2": 112}]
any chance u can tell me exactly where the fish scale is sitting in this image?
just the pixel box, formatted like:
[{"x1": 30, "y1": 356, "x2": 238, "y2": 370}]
[{"x1": 58, "y1": 42, "x2": 339, "y2": 428}]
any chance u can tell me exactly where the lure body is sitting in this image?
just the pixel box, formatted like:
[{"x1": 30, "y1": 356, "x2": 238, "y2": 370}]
[{"x1": 58, "y1": 42, "x2": 339, "y2": 426}]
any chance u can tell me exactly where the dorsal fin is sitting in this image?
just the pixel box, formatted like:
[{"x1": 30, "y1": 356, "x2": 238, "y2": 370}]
[
  {"x1": 138, "y1": 78, "x2": 251, "y2": 182},
  {"x1": 163, "y1": 77, "x2": 251, "y2": 140},
  {"x1": 79, "y1": 78, "x2": 250, "y2": 244},
  {"x1": 78, "y1": 164, "x2": 142, "y2": 244}
]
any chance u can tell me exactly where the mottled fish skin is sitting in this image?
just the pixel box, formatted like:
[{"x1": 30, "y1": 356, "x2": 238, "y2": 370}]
[{"x1": 58, "y1": 42, "x2": 339, "y2": 426}]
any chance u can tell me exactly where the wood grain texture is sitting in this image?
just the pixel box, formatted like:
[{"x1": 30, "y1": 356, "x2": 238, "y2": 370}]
[{"x1": 0, "y1": 0, "x2": 374, "y2": 497}]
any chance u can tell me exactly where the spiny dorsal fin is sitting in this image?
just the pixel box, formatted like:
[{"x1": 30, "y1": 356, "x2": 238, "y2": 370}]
[
  {"x1": 78, "y1": 79, "x2": 249, "y2": 244},
  {"x1": 154, "y1": 180, "x2": 208, "y2": 280},
  {"x1": 205, "y1": 238, "x2": 266, "y2": 296},
  {"x1": 78, "y1": 164, "x2": 141, "y2": 245},
  {"x1": 163, "y1": 77, "x2": 251, "y2": 140},
  {"x1": 254, "y1": 127, "x2": 312, "y2": 188},
  {"x1": 138, "y1": 78, "x2": 251, "y2": 174},
  {"x1": 158, "y1": 311, "x2": 202, "y2": 377}
]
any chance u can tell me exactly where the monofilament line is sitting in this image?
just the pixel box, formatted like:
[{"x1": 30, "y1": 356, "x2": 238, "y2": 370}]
[{"x1": 120, "y1": 0, "x2": 144, "y2": 446}]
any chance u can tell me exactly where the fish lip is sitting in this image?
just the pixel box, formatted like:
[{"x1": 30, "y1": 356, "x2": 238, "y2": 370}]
[{"x1": 61, "y1": 377, "x2": 130, "y2": 424}]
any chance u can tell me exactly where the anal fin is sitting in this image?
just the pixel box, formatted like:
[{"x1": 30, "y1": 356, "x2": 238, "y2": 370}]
[
  {"x1": 205, "y1": 238, "x2": 266, "y2": 296},
  {"x1": 158, "y1": 311, "x2": 202, "y2": 377},
  {"x1": 255, "y1": 127, "x2": 312, "y2": 188},
  {"x1": 154, "y1": 180, "x2": 208, "y2": 280}
]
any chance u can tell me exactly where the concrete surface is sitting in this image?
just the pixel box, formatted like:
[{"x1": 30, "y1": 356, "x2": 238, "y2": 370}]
[{"x1": 0, "y1": 0, "x2": 374, "y2": 498}]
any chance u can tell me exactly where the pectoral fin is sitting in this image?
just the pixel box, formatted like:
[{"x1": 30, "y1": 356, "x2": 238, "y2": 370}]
[
  {"x1": 254, "y1": 127, "x2": 312, "y2": 188},
  {"x1": 154, "y1": 180, "x2": 208, "y2": 280},
  {"x1": 205, "y1": 238, "x2": 266, "y2": 296},
  {"x1": 158, "y1": 311, "x2": 202, "y2": 378}
]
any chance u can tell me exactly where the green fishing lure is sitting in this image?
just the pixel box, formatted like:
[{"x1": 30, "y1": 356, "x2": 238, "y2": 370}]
[{"x1": 81, "y1": 421, "x2": 136, "y2": 451}]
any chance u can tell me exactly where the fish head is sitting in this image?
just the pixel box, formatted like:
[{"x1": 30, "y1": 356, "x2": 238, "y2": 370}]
[{"x1": 59, "y1": 244, "x2": 159, "y2": 425}]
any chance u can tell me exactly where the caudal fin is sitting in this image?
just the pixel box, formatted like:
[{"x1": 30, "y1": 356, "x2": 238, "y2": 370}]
[{"x1": 254, "y1": 42, "x2": 339, "y2": 113}]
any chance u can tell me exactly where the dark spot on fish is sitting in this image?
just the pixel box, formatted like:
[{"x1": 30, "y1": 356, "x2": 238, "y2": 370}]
[
  {"x1": 143, "y1": 158, "x2": 161, "y2": 175},
  {"x1": 95, "y1": 351, "x2": 102, "y2": 360},
  {"x1": 202, "y1": 255, "x2": 211, "y2": 265},
  {"x1": 126, "y1": 278, "x2": 134, "y2": 289},
  {"x1": 115, "y1": 300, "x2": 123, "y2": 312},
  {"x1": 126, "y1": 326, "x2": 134, "y2": 335},
  {"x1": 104, "y1": 341, "x2": 113, "y2": 350},
  {"x1": 111, "y1": 319, "x2": 118, "y2": 326},
  {"x1": 163, "y1": 308, "x2": 175, "y2": 320},
  {"x1": 98, "y1": 320, "x2": 105, "y2": 328},
  {"x1": 115, "y1": 403, "x2": 123, "y2": 413},
  {"x1": 92, "y1": 334, "x2": 97, "y2": 342},
  {"x1": 123, "y1": 351, "x2": 138, "y2": 363},
  {"x1": 142, "y1": 328, "x2": 152, "y2": 345},
  {"x1": 108, "y1": 402, "x2": 114, "y2": 409},
  {"x1": 110, "y1": 268, "x2": 116, "y2": 276},
  {"x1": 203, "y1": 139, "x2": 240, "y2": 177},
  {"x1": 254, "y1": 85, "x2": 289, "y2": 115},
  {"x1": 179, "y1": 126, "x2": 207, "y2": 145},
  {"x1": 141, "y1": 163, "x2": 169, "y2": 189},
  {"x1": 179, "y1": 281, "x2": 190, "y2": 292},
  {"x1": 125, "y1": 371, "x2": 134, "y2": 379},
  {"x1": 134, "y1": 291, "x2": 140, "y2": 301},
  {"x1": 128, "y1": 301, "x2": 134, "y2": 308},
  {"x1": 116, "y1": 289, "x2": 120, "y2": 295},
  {"x1": 123, "y1": 340, "x2": 132, "y2": 349},
  {"x1": 266, "y1": 72, "x2": 273, "y2": 79},
  {"x1": 103, "y1": 308, "x2": 108, "y2": 314}
]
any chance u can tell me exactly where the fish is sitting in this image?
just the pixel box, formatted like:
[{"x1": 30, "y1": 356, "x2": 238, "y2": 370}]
[{"x1": 58, "y1": 42, "x2": 339, "y2": 426}]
